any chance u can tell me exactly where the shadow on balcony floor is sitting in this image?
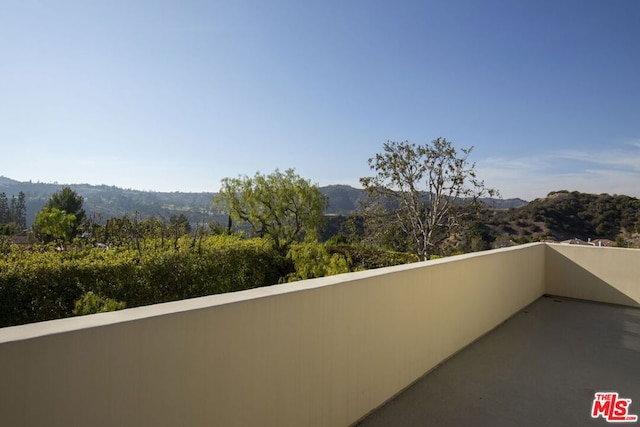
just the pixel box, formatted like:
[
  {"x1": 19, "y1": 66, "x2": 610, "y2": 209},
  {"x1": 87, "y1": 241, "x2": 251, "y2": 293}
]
[{"x1": 356, "y1": 296, "x2": 640, "y2": 427}]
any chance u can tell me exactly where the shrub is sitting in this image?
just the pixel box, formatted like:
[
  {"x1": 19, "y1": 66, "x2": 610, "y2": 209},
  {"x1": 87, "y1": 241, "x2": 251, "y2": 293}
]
[
  {"x1": 72, "y1": 291, "x2": 126, "y2": 316},
  {"x1": 285, "y1": 241, "x2": 351, "y2": 282},
  {"x1": 0, "y1": 235, "x2": 282, "y2": 327}
]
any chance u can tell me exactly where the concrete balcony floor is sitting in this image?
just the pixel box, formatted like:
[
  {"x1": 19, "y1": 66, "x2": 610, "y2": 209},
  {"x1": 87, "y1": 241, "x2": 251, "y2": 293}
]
[{"x1": 357, "y1": 296, "x2": 640, "y2": 427}]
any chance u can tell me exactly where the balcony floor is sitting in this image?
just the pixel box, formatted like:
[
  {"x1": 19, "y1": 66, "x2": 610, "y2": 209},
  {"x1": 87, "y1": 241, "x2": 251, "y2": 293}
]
[{"x1": 356, "y1": 296, "x2": 640, "y2": 427}]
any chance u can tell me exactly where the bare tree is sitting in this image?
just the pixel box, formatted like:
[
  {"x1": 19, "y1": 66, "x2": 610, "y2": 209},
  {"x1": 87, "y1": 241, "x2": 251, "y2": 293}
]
[{"x1": 360, "y1": 138, "x2": 497, "y2": 260}]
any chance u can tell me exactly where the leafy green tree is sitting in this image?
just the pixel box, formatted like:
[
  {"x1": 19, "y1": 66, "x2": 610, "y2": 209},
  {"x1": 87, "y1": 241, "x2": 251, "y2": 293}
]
[
  {"x1": 360, "y1": 138, "x2": 497, "y2": 260},
  {"x1": 33, "y1": 207, "x2": 76, "y2": 244},
  {"x1": 214, "y1": 169, "x2": 327, "y2": 254},
  {"x1": 46, "y1": 187, "x2": 85, "y2": 235}
]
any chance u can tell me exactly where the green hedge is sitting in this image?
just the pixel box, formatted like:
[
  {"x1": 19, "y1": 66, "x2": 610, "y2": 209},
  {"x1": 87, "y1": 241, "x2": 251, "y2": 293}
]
[
  {"x1": 0, "y1": 235, "x2": 282, "y2": 327},
  {"x1": 0, "y1": 237, "x2": 418, "y2": 328}
]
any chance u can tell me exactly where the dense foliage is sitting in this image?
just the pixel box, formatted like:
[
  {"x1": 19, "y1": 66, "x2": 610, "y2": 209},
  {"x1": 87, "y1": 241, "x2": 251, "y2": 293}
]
[
  {"x1": 0, "y1": 228, "x2": 418, "y2": 327},
  {"x1": 215, "y1": 169, "x2": 327, "y2": 255},
  {"x1": 0, "y1": 235, "x2": 283, "y2": 327}
]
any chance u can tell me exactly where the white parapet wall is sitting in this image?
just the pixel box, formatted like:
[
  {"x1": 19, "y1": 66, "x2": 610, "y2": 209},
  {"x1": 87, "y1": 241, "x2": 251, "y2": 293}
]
[
  {"x1": 546, "y1": 243, "x2": 640, "y2": 307},
  {"x1": 0, "y1": 243, "x2": 546, "y2": 427}
]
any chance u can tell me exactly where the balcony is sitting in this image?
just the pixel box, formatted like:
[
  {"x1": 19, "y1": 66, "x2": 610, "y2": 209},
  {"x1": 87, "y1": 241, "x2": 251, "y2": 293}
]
[
  {"x1": 1, "y1": 243, "x2": 638, "y2": 426},
  {"x1": 357, "y1": 296, "x2": 640, "y2": 426}
]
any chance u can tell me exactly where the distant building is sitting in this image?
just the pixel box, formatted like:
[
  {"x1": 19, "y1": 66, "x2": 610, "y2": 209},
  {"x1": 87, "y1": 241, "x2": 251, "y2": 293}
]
[
  {"x1": 560, "y1": 237, "x2": 616, "y2": 247},
  {"x1": 560, "y1": 238, "x2": 589, "y2": 245},
  {"x1": 590, "y1": 239, "x2": 615, "y2": 247}
]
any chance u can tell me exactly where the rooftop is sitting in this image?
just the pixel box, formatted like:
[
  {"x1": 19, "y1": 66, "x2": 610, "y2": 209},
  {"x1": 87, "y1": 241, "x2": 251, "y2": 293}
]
[{"x1": 358, "y1": 296, "x2": 640, "y2": 426}]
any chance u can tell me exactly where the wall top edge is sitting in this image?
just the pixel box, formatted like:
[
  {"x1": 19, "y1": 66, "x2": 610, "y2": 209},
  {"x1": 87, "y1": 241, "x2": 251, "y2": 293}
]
[{"x1": 545, "y1": 242, "x2": 638, "y2": 251}]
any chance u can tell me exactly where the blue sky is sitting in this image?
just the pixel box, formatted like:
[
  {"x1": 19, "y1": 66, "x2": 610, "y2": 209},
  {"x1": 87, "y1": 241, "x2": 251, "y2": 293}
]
[{"x1": 1, "y1": 0, "x2": 639, "y2": 200}]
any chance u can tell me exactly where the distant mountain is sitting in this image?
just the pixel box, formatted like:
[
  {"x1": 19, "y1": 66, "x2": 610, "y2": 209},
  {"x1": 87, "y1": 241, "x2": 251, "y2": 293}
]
[
  {"x1": 6, "y1": 176, "x2": 637, "y2": 245},
  {"x1": 322, "y1": 185, "x2": 368, "y2": 214},
  {"x1": 479, "y1": 197, "x2": 528, "y2": 209},
  {"x1": 1, "y1": 176, "x2": 522, "y2": 226},
  {"x1": 0, "y1": 177, "x2": 220, "y2": 227}
]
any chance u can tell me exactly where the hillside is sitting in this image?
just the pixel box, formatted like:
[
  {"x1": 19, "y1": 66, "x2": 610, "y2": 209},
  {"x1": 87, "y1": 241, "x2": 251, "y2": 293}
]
[
  {"x1": 322, "y1": 185, "x2": 367, "y2": 214},
  {"x1": 479, "y1": 190, "x2": 640, "y2": 244},
  {"x1": 5, "y1": 177, "x2": 637, "y2": 246},
  {"x1": 0, "y1": 177, "x2": 370, "y2": 226},
  {"x1": 1, "y1": 177, "x2": 520, "y2": 226},
  {"x1": 0, "y1": 177, "x2": 222, "y2": 227}
]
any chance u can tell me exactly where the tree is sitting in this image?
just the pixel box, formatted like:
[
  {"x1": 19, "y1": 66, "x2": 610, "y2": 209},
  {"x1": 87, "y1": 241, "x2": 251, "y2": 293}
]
[
  {"x1": 360, "y1": 138, "x2": 497, "y2": 260},
  {"x1": 169, "y1": 214, "x2": 191, "y2": 235},
  {"x1": 45, "y1": 187, "x2": 85, "y2": 236},
  {"x1": 33, "y1": 207, "x2": 76, "y2": 244},
  {"x1": 0, "y1": 193, "x2": 10, "y2": 227},
  {"x1": 214, "y1": 169, "x2": 327, "y2": 254},
  {"x1": 9, "y1": 192, "x2": 27, "y2": 231},
  {"x1": 0, "y1": 192, "x2": 26, "y2": 235}
]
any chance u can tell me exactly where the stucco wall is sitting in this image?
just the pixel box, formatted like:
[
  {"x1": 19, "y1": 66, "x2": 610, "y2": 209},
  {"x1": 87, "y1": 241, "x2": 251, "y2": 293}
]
[
  {"x1": 0, "y1": 243, "x2": 546, "y2": 427},
  {"x1": 545, "y1": 243, "x2": 640, "y2": 307}
]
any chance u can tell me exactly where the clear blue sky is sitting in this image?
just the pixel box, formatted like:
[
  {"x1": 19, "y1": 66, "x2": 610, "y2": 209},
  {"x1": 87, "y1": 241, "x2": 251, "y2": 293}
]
[{"x1": 2, "y1": 0, "x2": 639, "y2": 200}]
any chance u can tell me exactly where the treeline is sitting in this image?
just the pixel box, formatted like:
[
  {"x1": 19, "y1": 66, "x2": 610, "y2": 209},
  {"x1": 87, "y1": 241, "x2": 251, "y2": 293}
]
[
  {"x1": 0, "y1": 192, "x2": 26, "y2": 235},
  {"x1": 0, "y1": 176, "x2": 222, "y2": 228},
  {"x1": 0, "y1": 206, "x2": 417, "y2": 328}
]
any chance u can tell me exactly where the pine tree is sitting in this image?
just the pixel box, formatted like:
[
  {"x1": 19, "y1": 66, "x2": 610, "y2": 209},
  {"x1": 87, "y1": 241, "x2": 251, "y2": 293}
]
[
  {"x1": 0, "y1": 193, "x2": 9, "y2": 225},
  {"x1": 9, "y1": 192, "x2": 27, "y2": 230}
]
